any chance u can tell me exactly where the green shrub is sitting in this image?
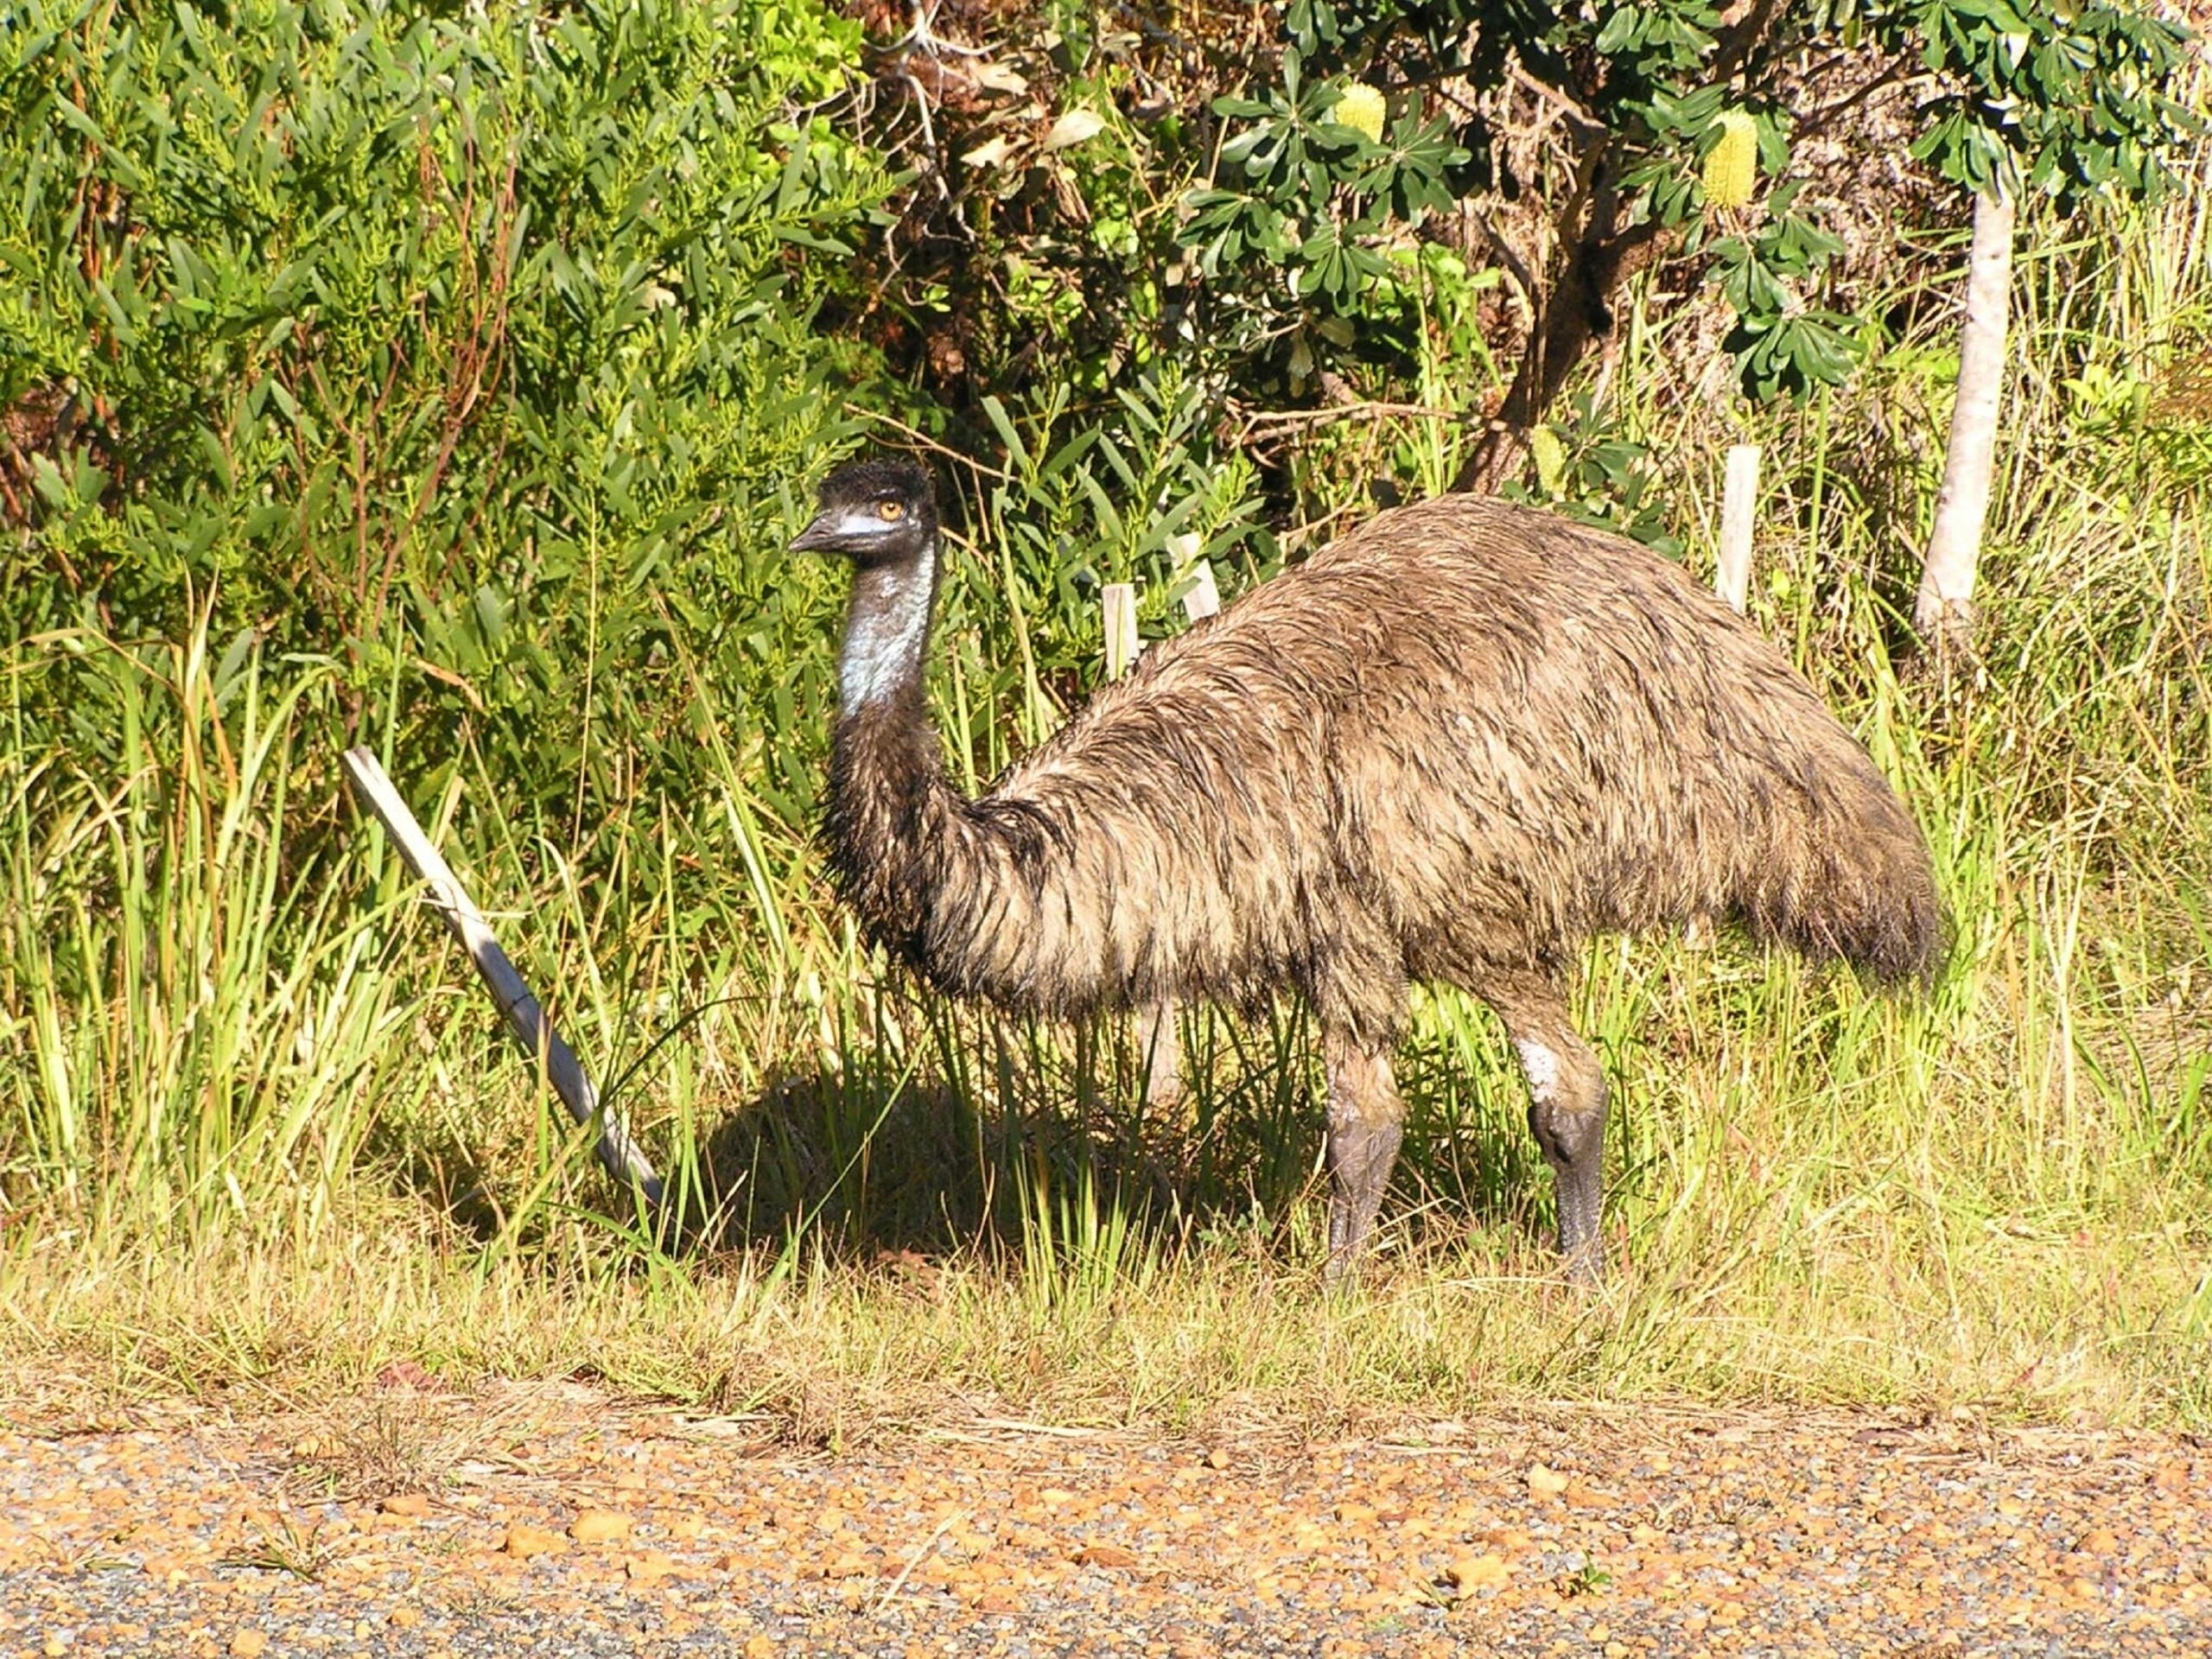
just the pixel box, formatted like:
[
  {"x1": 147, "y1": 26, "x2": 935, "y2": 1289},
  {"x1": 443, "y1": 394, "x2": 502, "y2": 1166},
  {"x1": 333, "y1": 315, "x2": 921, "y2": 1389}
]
[{"x1": 3, "y1": 0, "x2": 888, "y2": 826}]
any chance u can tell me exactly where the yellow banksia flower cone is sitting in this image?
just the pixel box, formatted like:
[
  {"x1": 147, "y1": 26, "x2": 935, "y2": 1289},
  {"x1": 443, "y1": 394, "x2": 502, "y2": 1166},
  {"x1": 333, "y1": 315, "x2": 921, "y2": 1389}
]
[
  {"x1": 1333, "y1": 82, "x2": 1387, "y2": 144},
  {"x1": 1704, "y1": 110, "x2": 1758, "y2": 210}
]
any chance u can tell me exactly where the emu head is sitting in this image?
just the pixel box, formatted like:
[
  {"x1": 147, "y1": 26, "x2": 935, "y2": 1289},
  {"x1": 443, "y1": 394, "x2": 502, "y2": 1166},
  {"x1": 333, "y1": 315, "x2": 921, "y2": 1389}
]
[{"x1": 790, "y1": 459, "x2": 938, "y2": 569}]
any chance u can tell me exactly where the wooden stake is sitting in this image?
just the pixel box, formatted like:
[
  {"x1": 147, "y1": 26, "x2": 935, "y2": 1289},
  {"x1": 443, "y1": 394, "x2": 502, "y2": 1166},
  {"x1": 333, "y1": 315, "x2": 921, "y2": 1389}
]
[
  {"x1": 1136, "y1": 999, "x2": 1181, "y2": 1110},
  {"x1": 1153, "y1": 555, "x2": 1227, "y2": 1104},
  {"x1": 1716, "y1": 442, "x2": 1760, "y2": 615},
  {"x1": 1180, "y1": 559, "x2": 1221, "y2": 622},
  {"x1": 1696, "y1": 452, "x2": 1759, "y2": 952},
  {"x1": 1102, "y1": 582, "x2": 1140, "y2": 681},
  {"x1": 340, "y1": 747, "x2": 664, "y2": 1209}
]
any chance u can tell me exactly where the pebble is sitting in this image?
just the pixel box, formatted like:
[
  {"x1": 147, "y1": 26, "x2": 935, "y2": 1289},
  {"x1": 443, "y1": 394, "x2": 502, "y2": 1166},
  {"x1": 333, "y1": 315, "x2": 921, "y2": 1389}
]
[
  {"x1": 569, "y1": 1510, "x2": 632, "y2": 1545},
  {"x1": 1528, "y1": 1463, "x2": 1571, "y2": 1498},
  {"x1": 1446, "y1": 1552, "x2": 1511, "y2": 1590},
  {"x1": 1074, "y1": 1542, "x2": 1141, "y2": 1568},
  {"x1": 499, "y1": 1522, "x2": 566, "y2": 1558}
]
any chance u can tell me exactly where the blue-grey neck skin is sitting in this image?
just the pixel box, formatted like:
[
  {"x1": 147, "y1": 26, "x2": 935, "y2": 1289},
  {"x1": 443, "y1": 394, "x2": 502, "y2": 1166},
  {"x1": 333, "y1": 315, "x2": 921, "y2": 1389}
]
[{"x1": 839, "y1": 537, "x2": 938, "y2": 712}]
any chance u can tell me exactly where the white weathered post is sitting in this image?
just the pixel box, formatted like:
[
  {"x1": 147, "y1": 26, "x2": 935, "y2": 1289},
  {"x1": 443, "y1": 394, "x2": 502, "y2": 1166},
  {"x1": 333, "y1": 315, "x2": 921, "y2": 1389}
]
[
  {"x1": 1715, "y1": 442, "x2": 1760, "y2": 614},
  {"x1": 340, "y1": 747, "x2": 664, "y2": 1209},
  {"x1": 1916, "y1": 184, "x2": 2015, "y2": 658},
  {"x1": 1144, "y1": 558, "x2": 1224, "y2": 1106},
  {"x1": 1180, "y1": 559, "x2": 1222, "y2": 623},
  {"x1": 1102, "y1": 582, "x2": 1140, "y2": 682},
  {"x1": 1689, "y1": 447, "x2": 1761, "y2": 954}
]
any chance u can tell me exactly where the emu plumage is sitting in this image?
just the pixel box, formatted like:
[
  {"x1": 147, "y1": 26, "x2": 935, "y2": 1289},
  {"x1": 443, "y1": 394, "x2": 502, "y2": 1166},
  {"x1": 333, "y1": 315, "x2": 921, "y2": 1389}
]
[{"x1": 795, "y1": 459, "x2": 1942, "y2": 1279}]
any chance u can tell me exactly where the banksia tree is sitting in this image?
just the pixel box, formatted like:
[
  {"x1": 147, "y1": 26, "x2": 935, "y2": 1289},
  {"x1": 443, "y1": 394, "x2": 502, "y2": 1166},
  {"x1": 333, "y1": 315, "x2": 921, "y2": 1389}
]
[{"x1": 1179, "y1": 0, "x2": 2197, "y2": 499}]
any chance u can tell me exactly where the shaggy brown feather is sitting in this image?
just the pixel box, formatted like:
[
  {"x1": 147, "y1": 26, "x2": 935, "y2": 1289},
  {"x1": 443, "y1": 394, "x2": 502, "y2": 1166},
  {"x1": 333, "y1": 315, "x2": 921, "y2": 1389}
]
[{"x1": 803, "y1": 467, "x2": 1942, "y2": 1280}]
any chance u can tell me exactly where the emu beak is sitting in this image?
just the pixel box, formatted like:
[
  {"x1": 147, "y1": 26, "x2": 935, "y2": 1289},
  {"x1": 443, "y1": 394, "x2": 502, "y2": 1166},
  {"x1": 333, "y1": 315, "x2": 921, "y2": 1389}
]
[{"x1": 789, "y1": 512, "x2": 840, "y2": 553}]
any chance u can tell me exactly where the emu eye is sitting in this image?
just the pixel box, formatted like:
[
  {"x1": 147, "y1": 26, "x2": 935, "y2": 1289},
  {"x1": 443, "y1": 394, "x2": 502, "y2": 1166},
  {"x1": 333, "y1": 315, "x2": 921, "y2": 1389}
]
[{"x1": 877, "y1": 499, "x2": 906, "y2": 522}]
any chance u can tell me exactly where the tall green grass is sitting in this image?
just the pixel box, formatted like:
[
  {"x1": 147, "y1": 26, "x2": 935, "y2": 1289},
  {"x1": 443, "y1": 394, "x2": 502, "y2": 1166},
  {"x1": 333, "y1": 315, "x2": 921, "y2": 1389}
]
[{"x1": 3, "y1": 616, "x2": 405, "y2": 1238}]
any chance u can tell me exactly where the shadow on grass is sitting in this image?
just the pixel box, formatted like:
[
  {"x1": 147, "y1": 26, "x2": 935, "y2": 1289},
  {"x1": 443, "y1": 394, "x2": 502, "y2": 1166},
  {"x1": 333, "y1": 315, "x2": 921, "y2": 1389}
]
[{"x1": 658, "y1": 994, "x2": 1558, "y2": 1271}]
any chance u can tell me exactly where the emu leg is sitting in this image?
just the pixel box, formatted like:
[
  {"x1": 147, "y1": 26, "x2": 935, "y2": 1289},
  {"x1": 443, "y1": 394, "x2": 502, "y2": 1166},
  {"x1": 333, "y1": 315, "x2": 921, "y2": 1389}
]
[
  {"x1": 1137, "y1": 999, "x2": 1182, "y2": 1109},
  {"x1": 1491, "y1": 989, "x2": 1611, "y2": 1285},
  {"x1": 1323, "y1": 1028, "x2": 1406, "y2": 1280}
]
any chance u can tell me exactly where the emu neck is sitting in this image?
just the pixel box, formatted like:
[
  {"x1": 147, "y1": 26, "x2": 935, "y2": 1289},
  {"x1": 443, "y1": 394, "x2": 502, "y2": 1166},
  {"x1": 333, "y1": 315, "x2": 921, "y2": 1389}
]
[
  {"x1": 838, "y1": 543, "x2": 938, "y2": 714},
  {"x1": 828, "y1": 542, "x2": 957, "y2": 964}
]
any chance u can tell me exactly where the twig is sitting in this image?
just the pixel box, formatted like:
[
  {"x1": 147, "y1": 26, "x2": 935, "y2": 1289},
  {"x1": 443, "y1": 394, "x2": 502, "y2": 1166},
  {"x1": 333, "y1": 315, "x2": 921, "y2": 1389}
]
[
  {"x1": 843, "y1": 408, "x2": 1014, "y2": 482},
  {"x1": 869, "y1": 1506, "x2": 969, "y2": 1614},
  {"x1": 1509, "y1": 63, "x2": 1606, "y2": 141},
  {"x1": 874, "y1": 1, "x2": 992, "y2": 60},
  {"x1": 1795, "y1": 60, "x2": 1929, "y2": 142},
  {"x1": 1236, "y1": 401, "x2": 1466, "y2": 442}
]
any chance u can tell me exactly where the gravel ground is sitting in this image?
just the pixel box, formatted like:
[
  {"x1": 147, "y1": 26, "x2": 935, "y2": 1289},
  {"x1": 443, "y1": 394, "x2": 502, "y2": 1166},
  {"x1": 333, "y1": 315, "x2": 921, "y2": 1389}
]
[{"x1": 2, "y1": 1384, "x2": 2206, "y2": 1657}]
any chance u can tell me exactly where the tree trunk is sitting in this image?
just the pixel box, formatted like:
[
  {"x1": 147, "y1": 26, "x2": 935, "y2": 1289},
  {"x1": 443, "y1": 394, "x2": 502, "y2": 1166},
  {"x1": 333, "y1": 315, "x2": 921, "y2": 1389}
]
[
  {"x1": 1916, "y1": 185, "x2": 2015, "y2": 659},
  {"x1": 1454, "y1": 213, "x2": 1672, "y2": 497},
  {"x1": 1455, "y1": 234, "x2": 1605, "y2": 496}
]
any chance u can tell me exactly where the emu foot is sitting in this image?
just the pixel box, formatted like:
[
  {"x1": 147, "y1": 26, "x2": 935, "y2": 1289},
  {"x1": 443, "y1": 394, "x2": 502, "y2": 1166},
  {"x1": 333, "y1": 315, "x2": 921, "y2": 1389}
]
[{"x1": 1558, "y1": 1233, "x2": 1605, "y2": 1288}]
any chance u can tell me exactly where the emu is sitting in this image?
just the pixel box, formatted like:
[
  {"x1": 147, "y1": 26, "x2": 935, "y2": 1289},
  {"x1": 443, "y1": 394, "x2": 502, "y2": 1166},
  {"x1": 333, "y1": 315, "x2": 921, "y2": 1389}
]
[{"x1": 793, "y1": 458, "x2": 1942, "y2": 1281}]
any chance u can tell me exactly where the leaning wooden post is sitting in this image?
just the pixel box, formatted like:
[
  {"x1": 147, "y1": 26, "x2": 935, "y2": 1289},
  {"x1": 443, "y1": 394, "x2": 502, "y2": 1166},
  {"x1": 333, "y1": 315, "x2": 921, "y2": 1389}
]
[
  {"x1": 340, "y1": 747, "x2": 665, "y2": 1210},
  {"x1": 1714, "y1": 442, "x2": 1760, "y2": 615}
]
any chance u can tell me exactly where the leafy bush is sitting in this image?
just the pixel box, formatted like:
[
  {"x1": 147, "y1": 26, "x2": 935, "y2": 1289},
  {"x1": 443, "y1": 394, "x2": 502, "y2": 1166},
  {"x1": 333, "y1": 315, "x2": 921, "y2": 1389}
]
[
  {"x1": 1178, "y1": 48, "x2": 1466, "y2": 395},
  {"x1": 3, "y1": 0, "x2": 888, "y2": 827}
]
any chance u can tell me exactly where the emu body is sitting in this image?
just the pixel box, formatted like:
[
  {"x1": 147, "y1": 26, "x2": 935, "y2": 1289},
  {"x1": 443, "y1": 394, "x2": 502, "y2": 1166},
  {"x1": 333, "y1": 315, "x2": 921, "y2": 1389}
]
[{"x1": 797, "y1": 461, "x2": 1942, "y2": 1278}]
